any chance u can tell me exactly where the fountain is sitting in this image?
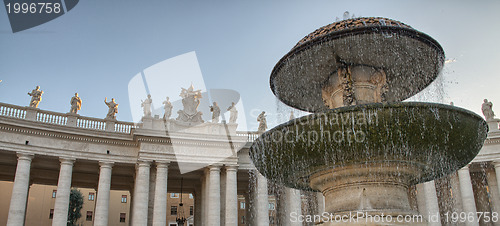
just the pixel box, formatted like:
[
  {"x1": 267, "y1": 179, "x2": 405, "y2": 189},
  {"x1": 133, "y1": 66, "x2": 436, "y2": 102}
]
[{"x1": 249, "y1": 17, "x2": 488, "y2": 225}]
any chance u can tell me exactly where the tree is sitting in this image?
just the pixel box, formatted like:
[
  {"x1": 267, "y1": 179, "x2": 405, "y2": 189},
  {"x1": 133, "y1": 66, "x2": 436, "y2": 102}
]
[{"x1": 67, "y1": 188, "x2": 84, "y2": 226}]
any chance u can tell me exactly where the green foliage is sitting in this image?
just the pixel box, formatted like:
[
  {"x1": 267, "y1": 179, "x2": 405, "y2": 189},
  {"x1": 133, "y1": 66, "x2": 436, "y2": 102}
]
[{"x1": 67, "y1": 188, "x2": 84, "y2": 226}]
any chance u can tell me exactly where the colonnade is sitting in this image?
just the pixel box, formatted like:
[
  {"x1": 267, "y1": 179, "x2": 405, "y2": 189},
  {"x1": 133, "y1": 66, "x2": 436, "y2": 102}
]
[
  {"x1": 416, "y1": 163, "x2": 500, "y2": 226},
  {"x1": 4, "y1": 153, "x2": 306, "y2": 226}
]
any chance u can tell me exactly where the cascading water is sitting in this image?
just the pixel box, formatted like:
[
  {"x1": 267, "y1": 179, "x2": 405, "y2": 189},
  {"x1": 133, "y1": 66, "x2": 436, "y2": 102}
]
[{"x1": 249, "y1": 17, "x2": 488, "y2": 225}]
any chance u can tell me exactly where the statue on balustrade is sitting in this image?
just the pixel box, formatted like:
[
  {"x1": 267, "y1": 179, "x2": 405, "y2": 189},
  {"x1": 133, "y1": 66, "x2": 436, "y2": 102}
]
[
  {"x1": 482, "y1": 99, "x2": 496, "y2": 121},
  {"x1": 210, "y1": 102, "x2": 220, "y2": 123},
  {"x1": 176, "y1": 84, "x2": 204, "y2": 123},
  {"x1": 163, "y1": 97, "x2": 173, "y2": 119},
  {"x1": 104, "y1": 97, "x2": 118, "y2": 120},
  {"x1": 69, "y1": 93, "x2": 82, "y2": 114},
  {"x1": 228, "y1": 102, "x2": 238, "y2": 123},
  {"x1": 141, "y1": 94, "x2": 153, "y2": 117},
  {"x1": 257, "y1": 111, "x2": 267, "y2": 133},
  {"x1": 27, "y1": 86, "x2": 43, "y2": 108}
]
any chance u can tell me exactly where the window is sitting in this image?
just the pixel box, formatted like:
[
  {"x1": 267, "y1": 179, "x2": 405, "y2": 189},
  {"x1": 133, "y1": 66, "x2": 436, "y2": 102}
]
[
  {"x1": 169, "y1": 224, "x2": 176, "y2": 226},
  {"x1": 170, "y1": 206, "x2": 177, "y2": 215},
  {"x1": 170, "y1": 193, "x2": 179, "y2": 198},
  {"x1": 120, "y1": 213, "x2": 126, "y2": 223},
  {"x1": 190, "y1": 206, "x2": 194, "y2": 215},
  {"x1": 86, "y1": 211, "x2": 93, "y2": 221},
  {"x1": 269, "y1": 202, "x2": 275, "y2": 210},
  {"x1": 240, "y1": 201, "x2": 245, "y2": 209},
  {"x1": 189, "y1": 193, "x2": 194, "y2": 199},
  {"x1": 241, "y1": 216, "x2": 245, "y2": 224},
  {"x1": 88, "y1": 192, "x2": 95, "y2": 201},
  {"x1": 52, "y1": 190, "x2": 57, "y2": 198},
  {"x1": 121, "y1": 195, "x2": 127, "y2": 203},
  {"x1": 49, "y1": 209, "x2": 54, "y2": 219}
]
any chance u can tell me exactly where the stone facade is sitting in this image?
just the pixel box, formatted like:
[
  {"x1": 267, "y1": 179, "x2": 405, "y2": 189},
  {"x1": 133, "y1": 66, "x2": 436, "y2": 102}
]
[{"x1": 0, "y1": 101, "x2": 499, "y2": 225}]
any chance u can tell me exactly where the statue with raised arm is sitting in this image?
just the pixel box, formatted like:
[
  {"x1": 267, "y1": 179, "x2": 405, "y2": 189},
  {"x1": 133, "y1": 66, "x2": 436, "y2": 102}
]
[
  {"x1": 210, "y1": 102, "x2": 221, "y2": 123},
  {"x1": 69, "y1": 93, "x2": 82, "y2": 114},
  {"x1": 141, "y1": 94, "x2": 153, "y2": 117},
  {"x1": 482, "y1": 99, "x2": 495, "y2": 121},
  {"x1": 257, "y1": 111, "x2": 267, "y2": 133},
  {"x1": 104, "y1": 97, "x2": 119, "y2": 120},
  {"x1": 228, "y1": 102, "x2": 238, "y2": 123},
  {"x1": 27, "y1": 86, "x2": 43, "y2": 108},
  {"x1": 163, "y1": 97, "x2": 173, "y2": 119}
]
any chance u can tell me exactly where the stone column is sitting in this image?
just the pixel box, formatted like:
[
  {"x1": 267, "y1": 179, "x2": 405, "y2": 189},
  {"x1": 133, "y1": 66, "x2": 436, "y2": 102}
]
[
  {"x1": 194, "y1": 188, "x2": 202, "y2": 226},
  {"x1": 422, "y1": 181, "x2": 441, "y2": 226},
  {"x1": 256, "y1": 173, "x2": 269, "y2": 226},
  {"x1": 152, "y1": 161, "x2": 169, "y2": 226},
  {"x1": 220, "y1": 169, "x2": 226, "y2": 226},
  {"x1": 493, "y1": 161, "x2": 500, "y2": 208},
  {"x1": 94, "y1": 162, "x2": 114, "y2": 226},
  {"x1": 6, "y1": 153, "x2": 33, "y2": 226},
  {"x1": 52, "y1": 158, "x2": 75, "y2": 226},
  {"x1": 148, "y1": 166, "x2": 157, "y2": 226},
  {"x1": 207, "y1": 165, "x2": 221, "y2": 226},
  {"x1": 132, "y1": 161, "x2": 151, "y2": 226},
  {"x1": 458, "y1": 165, "x2": 479, "y2": 226},
  {"x1": 286, "y1": 187, "x2": 302, "y2": 226},
  {"x1": 316, "y1": 192, "x2": 325, "y2": 215},
  {"x1": 225, "y1": 165, "x2": 238, "y2": 226},
  {"x1": 244, "y1": 193, "x2": 250, "y2": 225},
  {"x1": 201, "y1": 169, "x2": 209, "y2": 225}
]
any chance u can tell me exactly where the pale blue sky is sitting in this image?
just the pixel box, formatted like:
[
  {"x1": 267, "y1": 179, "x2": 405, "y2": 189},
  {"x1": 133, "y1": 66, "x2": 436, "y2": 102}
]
[{"x1": 1, "y1": 0, "x2": 499, "y2": 130}]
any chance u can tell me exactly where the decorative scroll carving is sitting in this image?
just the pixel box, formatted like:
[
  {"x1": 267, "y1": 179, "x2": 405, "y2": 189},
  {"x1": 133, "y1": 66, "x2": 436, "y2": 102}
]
[{"x1": 338, "y1": 65, "x2": 356, "y2": 106}]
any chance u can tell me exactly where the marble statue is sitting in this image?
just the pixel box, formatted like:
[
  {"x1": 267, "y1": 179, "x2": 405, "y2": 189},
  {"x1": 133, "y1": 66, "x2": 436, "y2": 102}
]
[
  {"x1": 257, "y1": 111, "x2": 267, "y2": 133},
  {"x1": 163, "y1": 97, "x2": 173, "y2": 119},
  {"x1": 27, "y1": 86, "x2": 43, "y2": 108},
  {"x1": 176, "y1": 84, "x2": 204, "y2": 123},
  {"x1": 141, "y1": 94, "x2": 153, "y2": 117},
  {"x1": 104, "y1": 97, "x2": 118, "y2": 120},
  {"x1": 289, "y1": 111, "x2": 295, "y2": 120},
  {"x1": 210, "y1": 102, "x2": 220, "y2": 123},
  {"x1": 227, "y1": 102, "x2": 238, "y2": 123},
  {"x1": 69, "y1": 93, "x2": 82, "y2": 114},
  {"x1": 482, "y1": 99, "x2": 495, "y2": 121}
]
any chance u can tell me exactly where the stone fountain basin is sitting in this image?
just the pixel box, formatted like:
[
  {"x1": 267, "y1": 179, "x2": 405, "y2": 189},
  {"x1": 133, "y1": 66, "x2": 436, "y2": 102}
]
[
  {"x1": 249, "y1": 102, "x2": 488, "y2": 191},
  {"x1": 270, "y1": 23, "x2": 445, "y2": 112}
]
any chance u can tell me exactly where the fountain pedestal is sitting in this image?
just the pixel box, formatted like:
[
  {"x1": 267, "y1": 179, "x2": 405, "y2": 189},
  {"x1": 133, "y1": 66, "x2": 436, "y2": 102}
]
[{"x1": 310, "y1": 163, "x2": 427, "y2": 225}]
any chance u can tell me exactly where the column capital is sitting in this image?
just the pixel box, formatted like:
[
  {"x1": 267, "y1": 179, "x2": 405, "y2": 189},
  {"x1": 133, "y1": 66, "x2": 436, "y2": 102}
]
[
  {"x1": 59, "y1": 158, "x2": 75, "y2": 165},
  {"x1": 99, "y1": 161, "x2": 114, "y2": 168},
  {"x1": 458, "y1": 164, "x2": 470, "y2": 171},
  {"x1": 225, "y1": 164, "x2": 239, "y2": 171},
  {"x1": 136, "y1": 160, "x2": 151, "y2": 168},
  {"x1": 208, "y1": 164, "x2": 222, "y2": 171},
  {"x1": 155, "y1": 161, "x2": 170, "y2": 168},
  {"x1": 16, "y1": 153, "x2": 34, "y2": 161},
  {"x1": 492, "y1": 160, "x2": 500, "y2": 168}
]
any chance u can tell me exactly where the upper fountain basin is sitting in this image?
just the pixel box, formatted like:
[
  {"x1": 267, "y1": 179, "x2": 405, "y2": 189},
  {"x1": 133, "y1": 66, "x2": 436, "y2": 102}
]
[{"x1": 270, "y1": 17, "x2": 445, "y2": 112}]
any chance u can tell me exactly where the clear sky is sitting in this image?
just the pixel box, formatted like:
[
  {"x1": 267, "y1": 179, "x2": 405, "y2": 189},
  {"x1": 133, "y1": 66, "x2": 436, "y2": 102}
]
[{"x1": 1, "y1": 0, "x2": 499, "y2": 131}]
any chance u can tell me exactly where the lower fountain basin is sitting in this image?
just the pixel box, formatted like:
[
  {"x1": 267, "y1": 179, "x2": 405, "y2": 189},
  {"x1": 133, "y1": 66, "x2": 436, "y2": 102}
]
[{"x1": 249, "y1": 102, "x2": 488, "y2": 191}]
